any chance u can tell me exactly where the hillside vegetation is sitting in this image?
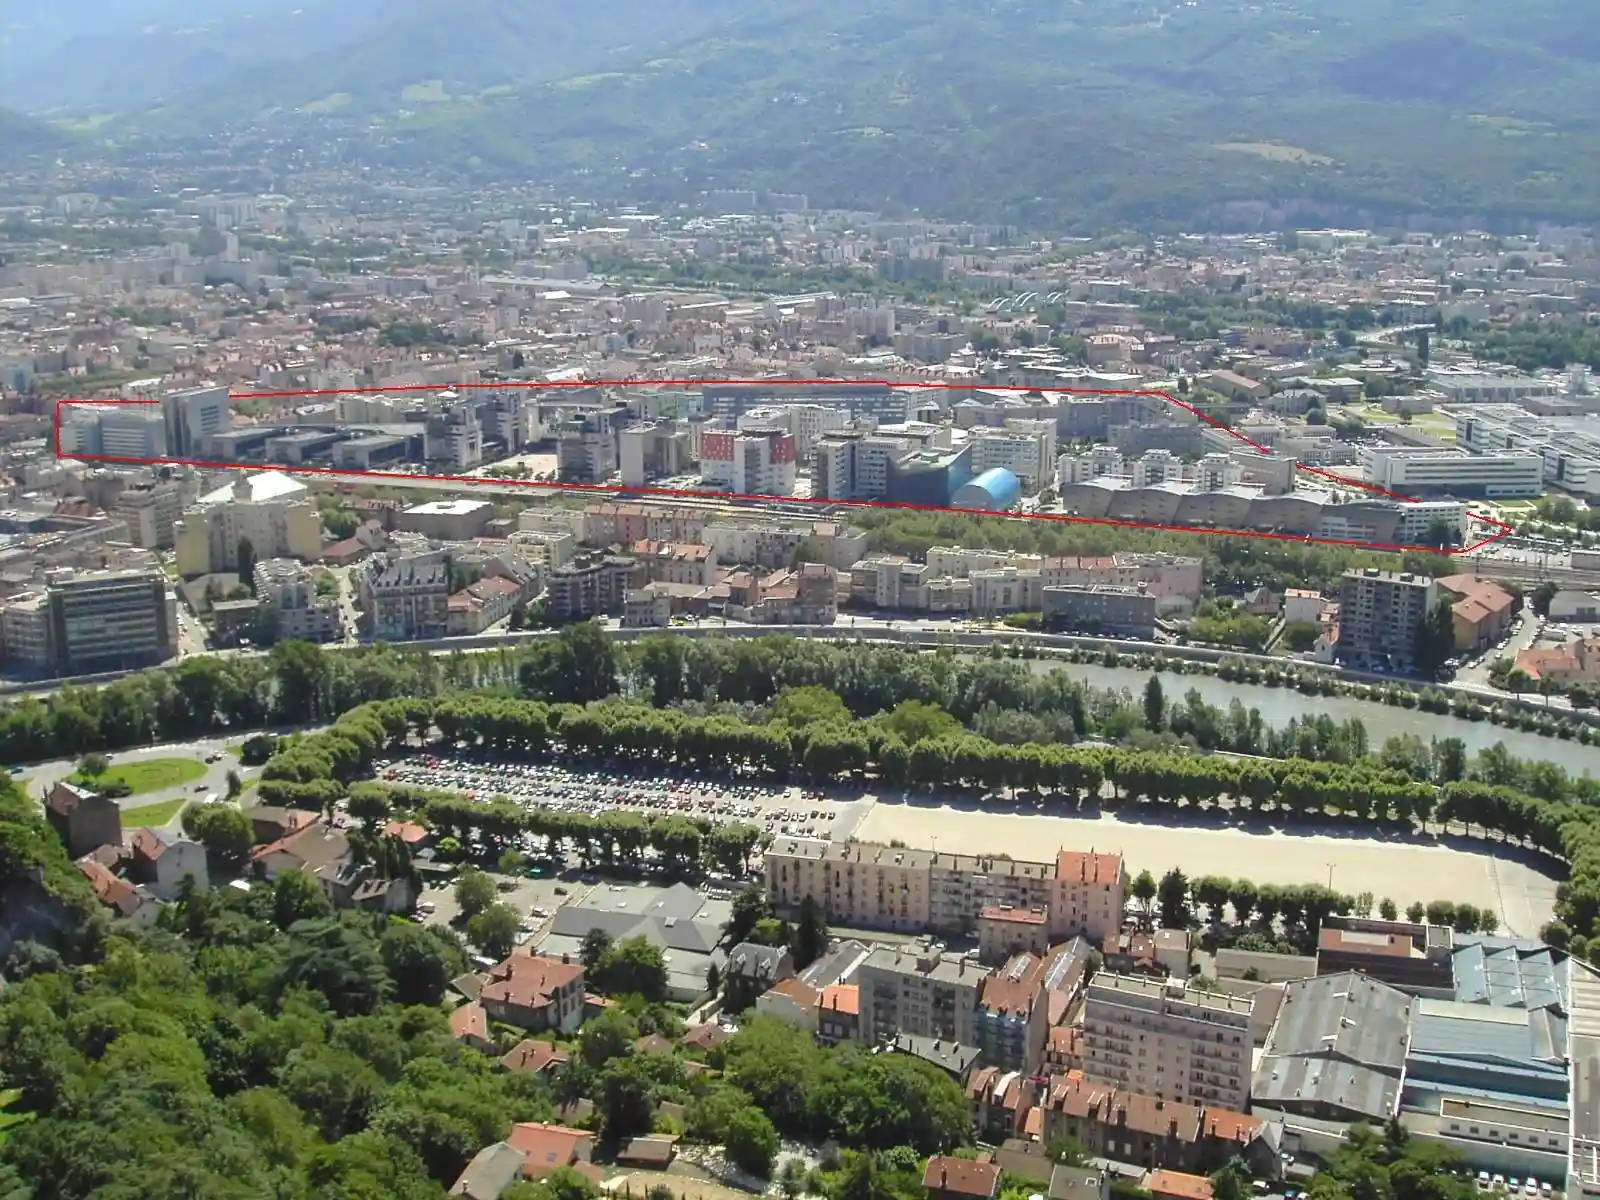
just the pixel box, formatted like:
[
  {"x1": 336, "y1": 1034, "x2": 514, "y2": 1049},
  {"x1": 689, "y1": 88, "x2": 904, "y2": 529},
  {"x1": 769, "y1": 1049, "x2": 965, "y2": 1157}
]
[{"x1": 67, "y1": 0, "x2": 1600, "y2": 230}]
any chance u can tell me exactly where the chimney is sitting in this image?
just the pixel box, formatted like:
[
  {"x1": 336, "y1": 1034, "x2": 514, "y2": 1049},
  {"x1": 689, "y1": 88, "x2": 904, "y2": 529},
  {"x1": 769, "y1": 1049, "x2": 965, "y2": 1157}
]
[
  {"x1": 940, "y1": 1167, "x2": 948, "y2": 1188},
  {"x1": 562, "y1": 953, "x2": 571, "y2": 965}
]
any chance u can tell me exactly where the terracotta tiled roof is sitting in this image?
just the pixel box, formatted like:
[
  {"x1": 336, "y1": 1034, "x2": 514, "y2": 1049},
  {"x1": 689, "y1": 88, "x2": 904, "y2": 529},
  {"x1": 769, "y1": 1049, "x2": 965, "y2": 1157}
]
[
  {"x1": 1145, "y1": 1170, "x2": 1213, "y2": 1200},
  {"x1": 501, "y1": 1039, "x2": 569, "y2": 1075},
  {"x1": 450, "y1": 1001, "x2": 490, "y2": 1044},
  {"x1": 820, "y1": 984, "x2": 859, "y2": 1016},
  {"x1": 1055, "y1": 849, "x2": 1122, "y2": 885},
  {"x1": 922, "y1": 1156, "x2": 1000, "y2": 1198},
  {"x1": 507, "y1": 1122, "x2": 591, "y2": 1174},
  {"x1": 480, "y1": 955, "x2": 583, "y2": 1011}
]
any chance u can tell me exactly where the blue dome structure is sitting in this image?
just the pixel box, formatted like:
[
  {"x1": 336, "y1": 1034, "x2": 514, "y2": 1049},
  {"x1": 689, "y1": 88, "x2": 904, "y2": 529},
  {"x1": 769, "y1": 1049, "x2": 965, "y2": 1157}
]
[{"x1": 952, "y1": 467, "x2": 1022, "y2": 512}]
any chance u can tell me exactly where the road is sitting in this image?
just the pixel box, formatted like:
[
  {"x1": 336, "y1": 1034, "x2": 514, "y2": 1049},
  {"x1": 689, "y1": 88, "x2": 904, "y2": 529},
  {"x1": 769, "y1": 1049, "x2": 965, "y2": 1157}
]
[{"x1": 18, "y1": 734, "x2": 254, "y2": 830}]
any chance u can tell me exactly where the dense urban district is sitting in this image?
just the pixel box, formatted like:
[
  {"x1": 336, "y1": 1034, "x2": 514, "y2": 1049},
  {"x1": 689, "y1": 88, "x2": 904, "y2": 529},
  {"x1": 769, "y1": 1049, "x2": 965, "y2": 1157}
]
[{"x1": 12, "y1": 180, "x2": 1600, "y2": 1200}]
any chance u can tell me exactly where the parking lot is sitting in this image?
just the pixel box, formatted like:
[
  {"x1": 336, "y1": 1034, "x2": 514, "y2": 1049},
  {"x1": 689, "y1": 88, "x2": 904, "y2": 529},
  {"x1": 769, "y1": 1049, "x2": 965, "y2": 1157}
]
[
  {"x1": 376, "y1": 752, "x2": 858, "y2": 840},
  {"x1": 417, "y1": 870, "x2": 594, "y2": 953}
]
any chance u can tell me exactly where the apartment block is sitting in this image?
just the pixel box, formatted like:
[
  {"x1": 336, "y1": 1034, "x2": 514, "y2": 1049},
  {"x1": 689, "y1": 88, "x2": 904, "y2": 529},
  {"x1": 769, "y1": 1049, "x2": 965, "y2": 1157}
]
[
  {"x1": 557, "y1": 409, "x2": 621, "y2": 483},
  {"x1": 700, "y1": 427, "x2": 798, "y2": 497},
  {"x1": 355, "y1": 552, "x2": 449, "y2": 641},
  {"x1": 767, "y1": 838, "x2": 1120, "y2": 942},
  {"x1": 975, "y1": 952, "x2": 1052, "y2": 1073},
  {"x1": 856, "y1": 943, "x2": 985, "y2": 1048},
  {"x1": 1052, "y1": 850, "x2": 1126, "y2": 942},
  {"x1": 173, "y1": 471, "x2": 323, "y2": 577},
  {"x1": 928, "y1": 850, "x2": 1055, "y2": 935},
  {"x1": 1335, "y1": 569, "x2": 1440, "y2": 673},
  {"x1": 253, "y1": 558, "x2": 342, "y2": 644},
  {"x1": 546, "y1": 553, "x2": 632, "y2": 621},
  {"x1": 1082, "y1": 974, "x2": 1254, "y2": 1111},
  {"x1": 0, "y1": 593, "x2": 53, "y2": 669},
  {"x1": 111, "y1": 481, "x2": 184, "y2": 549}
]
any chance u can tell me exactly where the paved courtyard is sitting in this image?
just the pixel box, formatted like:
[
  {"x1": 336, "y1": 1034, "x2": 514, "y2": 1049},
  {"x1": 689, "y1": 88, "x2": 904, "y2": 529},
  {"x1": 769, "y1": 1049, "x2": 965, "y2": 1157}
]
[{"x1": 851, "y1": 801, "x2": 1561, "y2": 938}]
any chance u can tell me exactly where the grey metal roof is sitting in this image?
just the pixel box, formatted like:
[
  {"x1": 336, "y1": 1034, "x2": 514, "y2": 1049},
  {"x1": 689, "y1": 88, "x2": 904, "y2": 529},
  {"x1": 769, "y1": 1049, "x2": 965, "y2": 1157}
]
[
  {"x1": 727, "y1": 941, "x2": 789, "y2": 981},
  {"x1": 1252, "y1": 1054, "x2": 1401, "y2": 1122},
  {"x1": 1408, "y1": 998, "x2": 1567, "y2": 1067},
  {"x1": 1452, "y1": 937, "x2": 1568, "y2": 1012},
  {"x1": 1262, "y1": 971, "x2": 1413, "y2": 1073}
]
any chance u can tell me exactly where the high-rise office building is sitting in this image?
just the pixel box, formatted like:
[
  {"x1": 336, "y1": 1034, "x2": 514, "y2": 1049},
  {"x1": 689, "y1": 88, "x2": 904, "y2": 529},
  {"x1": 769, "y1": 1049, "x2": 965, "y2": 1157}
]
[{"x1": 162, "y1": 386, "x2": 231, "y2": 458}]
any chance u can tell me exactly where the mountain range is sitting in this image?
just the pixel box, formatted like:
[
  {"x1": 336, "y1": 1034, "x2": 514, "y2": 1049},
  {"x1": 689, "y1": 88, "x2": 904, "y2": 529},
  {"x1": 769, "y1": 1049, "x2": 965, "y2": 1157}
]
[{"x1": 12, "y1": 0, "x2": 1600, "y2": 230}]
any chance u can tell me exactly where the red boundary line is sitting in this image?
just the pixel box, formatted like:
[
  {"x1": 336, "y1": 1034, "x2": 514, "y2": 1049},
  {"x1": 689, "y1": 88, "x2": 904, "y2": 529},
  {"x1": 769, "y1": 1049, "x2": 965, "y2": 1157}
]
[{"x1": 53, "y1": 380, "x2": 1515, "y2": 556}]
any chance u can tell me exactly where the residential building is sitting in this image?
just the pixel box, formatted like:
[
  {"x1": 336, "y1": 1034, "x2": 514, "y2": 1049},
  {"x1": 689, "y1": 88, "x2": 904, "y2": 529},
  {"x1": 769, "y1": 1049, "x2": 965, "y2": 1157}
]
[
  {"x1": 447, "y1": 576, "x2": 523, "y2": 636},
  {"x1": 756, "y1": 976, "x2": 822, "y2": 1030},
  {"x1": 111, "y1": 480, "x2": 184, "y2": 549},
  {"x1": 819, "y1": 984, "x2": 860, "y2": 1044},
  {"x1": 1082, "y1": 974, "x2": 1254, "y2": 1111},
  {"x1": 504, "y1": 1122, "x2": 597, "y2": 1184},
  {"x1": 45, "y1": 782, "x2": 122, "y2": 858},
  {"x1": 923, "y1": 1155, "x2": 1000, "y2": 1200},
  {"x1": 1052, "y1": 851, "x2": 1127, "y2": 942},
  {"x1": 450, "y1": 1142, "x2": 525, "y2": 1199},
  {"x1": 700, "y1": 427, "x2": 798, "y2": 497},
  {"x1": 726, "y1": 942, "x2": 795, "y2": 1011},
  {"x1": 126, "y1": 828, "x2": 208, "y2": 900},
  {"x1": 1335, "y1": 569, "x2": 1440, "y2": 673},
  {"x1": 978, "y1": 907, "x2": 1050, "y2": 963},
  {"x1": 355, "y1": 552, "x2": 450, "y2": 640},
  {"x1": 546, "y1": 553, "x2": 633, "y2": 621},
  {"x1": 479, "y1": 955, "x2": 586, "y2": 1033},
  {"x1": 739, "y1": 403, "x2": 847, "y2": 461},
  {"x1": 0, "y1": 592, "x2": 52, "y2": 669},
  {"x1": 975, "y1": 952, "x2": 1052, "y2": 1073},
  {"x1": 767, "y1": 837, "x2": 1119, "y2": 941},
  {"x1": 1434, "y1": 574, "x2": 1516, "y2": 651},
  {"x1": 254, "y1": 558, "x2": 342, "y2": 643},
  {"x1": 173, "y1": 471, "x2": 323, "y2": 577},
  {"x1": 857, "y1": 943, "x2": 985, "y2": 1048},
  {"x1": 1517, "y1": 636, "x2": 1600, "y2": 687},
  {"x1": 46, "y1": 568, "x2": 177, "y2": 672},
  {"x1": 1042, "y1": 585, "x2": 1158, "y2": 639},
  {"x1": 893, "y1": 1032, "x2": 982, "y2": 1084},
  {"x1": 75, "y1": 859, "x2": 162, "y2": 926}
]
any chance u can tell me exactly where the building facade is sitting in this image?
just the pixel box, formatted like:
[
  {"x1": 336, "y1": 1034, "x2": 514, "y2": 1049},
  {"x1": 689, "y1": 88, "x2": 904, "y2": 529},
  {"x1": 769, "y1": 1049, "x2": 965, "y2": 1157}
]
[
  {"x1": 1082, "y1": 974, "x2": 1254, "y2": 1112},
  {"x1": 1336, "y1": 569, "x2": 1440, "y2": 673}
]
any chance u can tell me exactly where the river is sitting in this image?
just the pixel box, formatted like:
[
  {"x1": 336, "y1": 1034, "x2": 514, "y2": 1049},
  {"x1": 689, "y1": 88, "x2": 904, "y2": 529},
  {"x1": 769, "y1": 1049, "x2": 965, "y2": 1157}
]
[{"x1": 1020, "y1": 658, "x2": 1600, "y2": 775}]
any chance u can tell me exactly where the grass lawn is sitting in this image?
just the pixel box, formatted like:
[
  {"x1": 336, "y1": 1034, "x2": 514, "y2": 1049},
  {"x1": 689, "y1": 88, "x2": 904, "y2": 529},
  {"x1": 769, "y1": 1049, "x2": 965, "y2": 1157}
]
[
  {"x1": 118, "y1": 796, "x2": 192, "y2": 828},
  {"x1": 72, "y1": 756, "x2": 206, "y2": 797}
]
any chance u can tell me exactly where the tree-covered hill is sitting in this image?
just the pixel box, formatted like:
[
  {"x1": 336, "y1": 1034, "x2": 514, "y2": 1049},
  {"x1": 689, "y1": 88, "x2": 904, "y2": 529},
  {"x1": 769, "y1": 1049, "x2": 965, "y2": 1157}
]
[{"x1": 86, "y1": 0, "x2": 1600, "y2": 231}]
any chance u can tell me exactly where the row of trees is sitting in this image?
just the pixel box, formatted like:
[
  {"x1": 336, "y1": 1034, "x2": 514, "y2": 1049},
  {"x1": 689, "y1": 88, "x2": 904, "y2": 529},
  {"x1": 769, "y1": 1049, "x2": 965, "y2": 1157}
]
[
  {"x1": 1132, "y1": 866, "x2": 1501, "y2": 952},
  {"x1": 245, "y1": 685, "x2": 1600, "y2": 941},
  {"x1": 3, "y1": 625, "x2": 1590, "y2": 796}
]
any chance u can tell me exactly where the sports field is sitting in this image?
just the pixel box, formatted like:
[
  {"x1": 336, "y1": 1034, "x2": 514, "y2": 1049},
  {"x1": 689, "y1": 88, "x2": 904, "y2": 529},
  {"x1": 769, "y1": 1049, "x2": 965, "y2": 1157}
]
[{"x1": 848, "y1": 802, "x2": 1559, "y2": 937}]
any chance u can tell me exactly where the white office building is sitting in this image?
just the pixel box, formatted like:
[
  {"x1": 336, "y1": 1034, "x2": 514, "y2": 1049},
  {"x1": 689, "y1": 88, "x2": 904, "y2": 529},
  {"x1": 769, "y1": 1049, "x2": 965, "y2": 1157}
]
[
  {"x1": 967, "y1": 420, "x2": 1057, "y2": 494},
  {"x1": 1361, "y1": 446, "x2": 1543, "y2": 498}
]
